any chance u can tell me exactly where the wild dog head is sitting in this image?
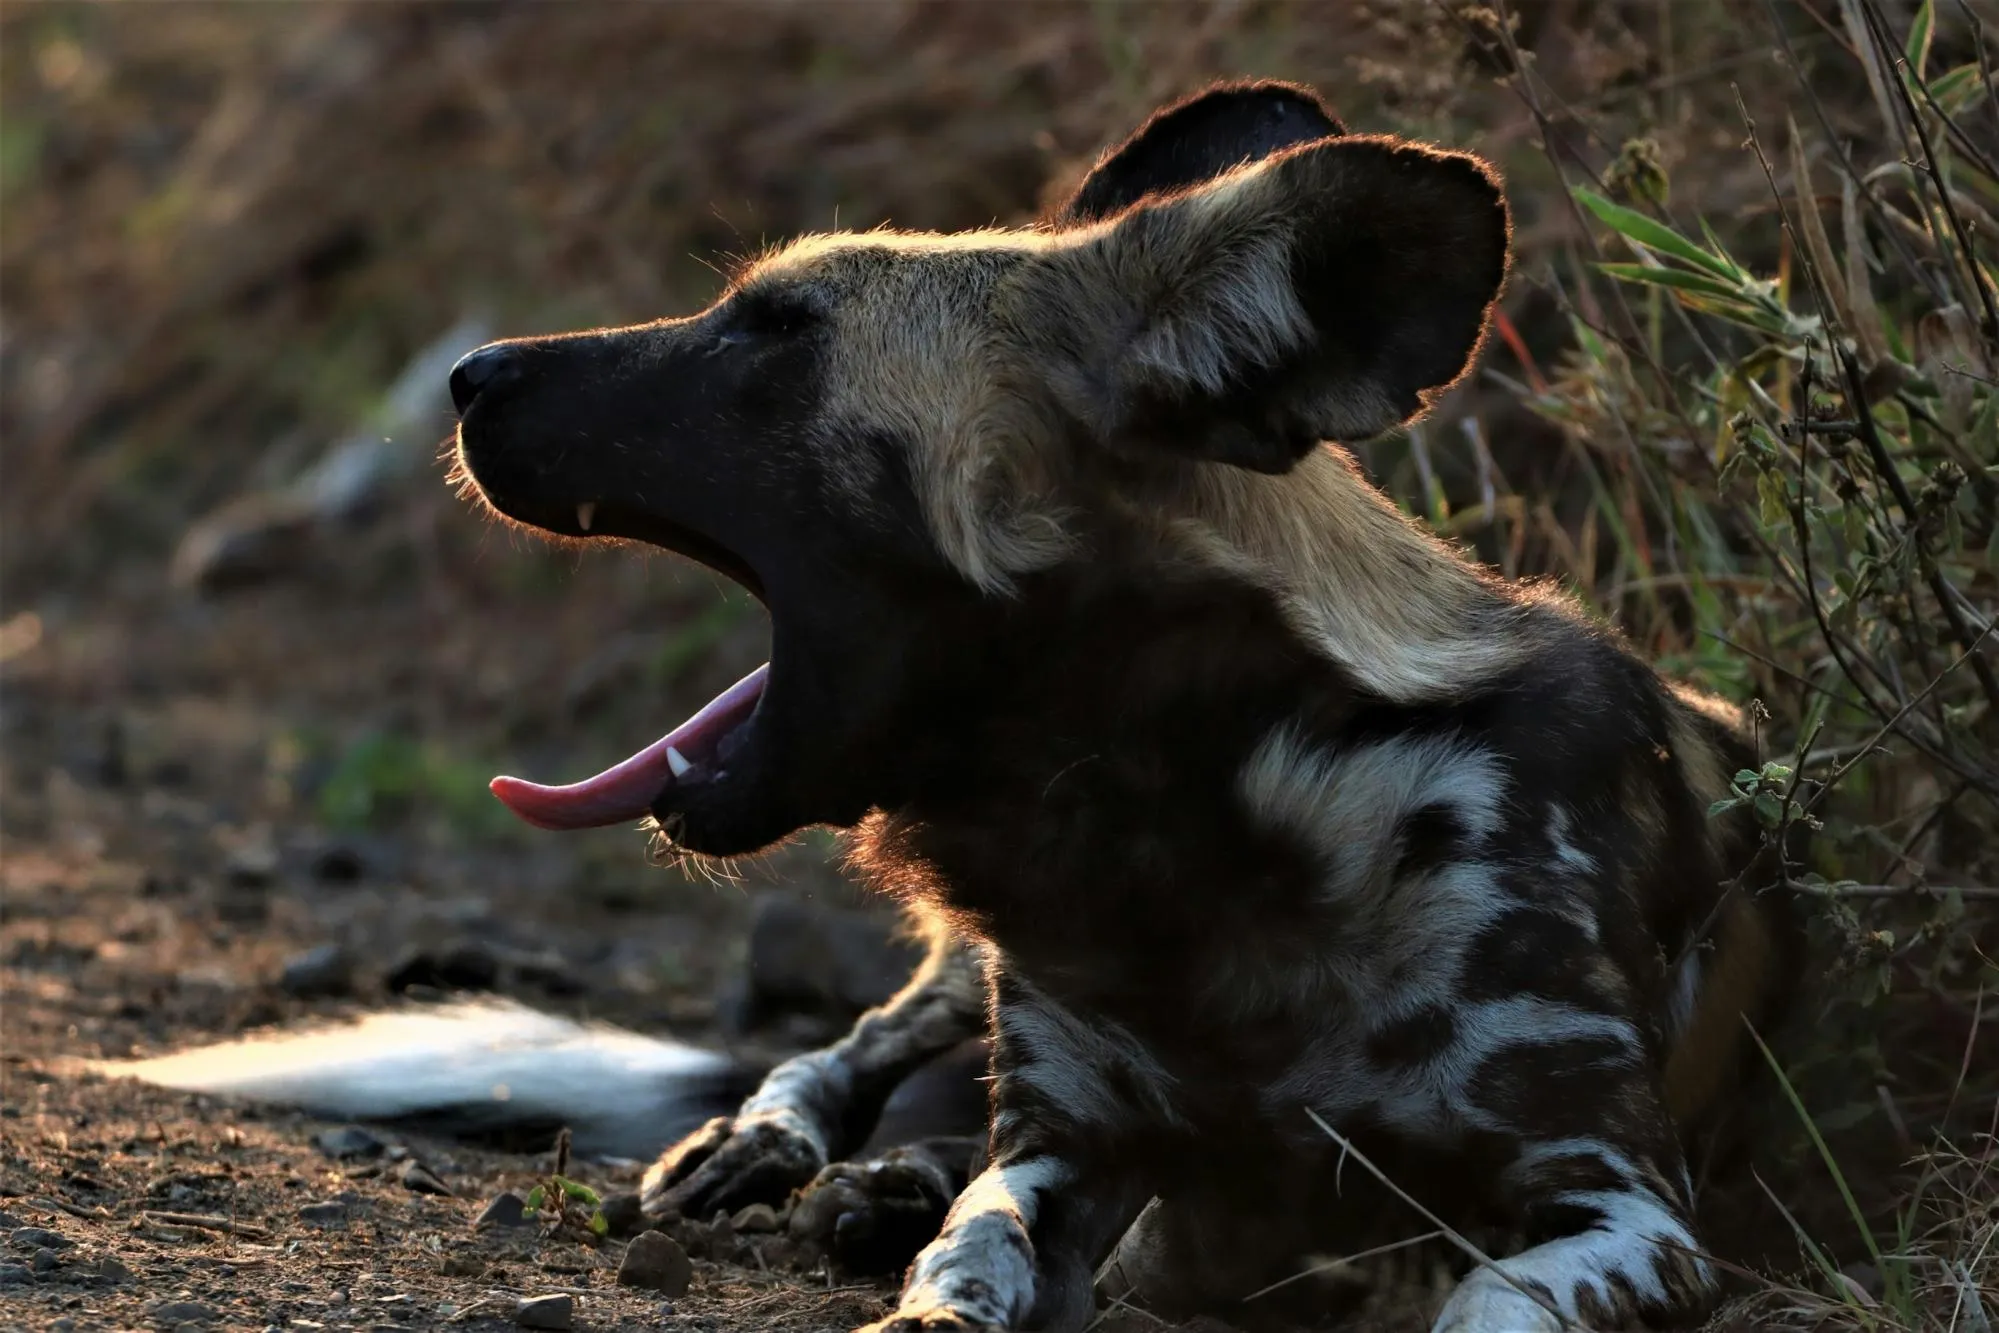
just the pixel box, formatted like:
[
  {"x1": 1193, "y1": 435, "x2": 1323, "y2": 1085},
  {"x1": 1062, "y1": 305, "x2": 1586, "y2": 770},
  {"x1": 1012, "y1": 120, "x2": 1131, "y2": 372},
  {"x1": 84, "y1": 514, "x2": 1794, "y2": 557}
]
[{"x1": 450, "y1": 80, "x2": 1511, "y2": 857}]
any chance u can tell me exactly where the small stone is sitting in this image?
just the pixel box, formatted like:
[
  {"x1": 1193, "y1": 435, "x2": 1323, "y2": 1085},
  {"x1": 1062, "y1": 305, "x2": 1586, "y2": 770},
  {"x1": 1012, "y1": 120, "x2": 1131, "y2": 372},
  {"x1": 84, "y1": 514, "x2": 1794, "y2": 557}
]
[
  {"x1": 400, "y1": 1160, "x2": 452, "y2": 1196},
  {"x1": 224, "y1": 839, "x2": 280, "y2": 888},
  {"x1": 385, "y1": 943, "x2": 498, "y2": 995},
  {"x1": 615, "y1": 1231, "x2": 691, "y2": 1296},
  {"x1": 599, "y1": 1190, "x2": 643, "y2": 1238},
  {"x1": 513, "y1": 1293, "x2": 572, "y2": 1329},
  {"x1": 9, "y1": 1226, "x2": 69, "y2": 1250},
  {"x1": 297, "y1": 1201, "x2": 349, "y2": 1227},
  {"x1": 31, "y1": 1247, "x2": 56, "y2": 1272},
  {"x1": 0, "y1": 1211, "x2": 22, "y2": 1229},
  {"x1": 94, "y1": 1254, "x2": 133, "y2": 1282},
  {"x1": 475, "y1": 1192, "x2": 530, "y2": 1230},
  {"x1": 0, "y1": 1264, "x2": 29, "y2": 1284},
  {"x1": 311, "y1": 843, "x2": 367, "y2": 883},
  {"x1": 439, "y1": 1254, "x2": 486, "y2": 1277},
  {"x1": 314, "y1": 1125, "x2": 385, "y2": 1160},
  {"x1": 153, "y1": 1301, "x2": 216, "y2": 1326},
  {"x1": 279, "y1": 944, "x2": 353, "y2": 999},
  {"x1": 730, "y1": 1202, "x2": 780, "y2": 1234}
]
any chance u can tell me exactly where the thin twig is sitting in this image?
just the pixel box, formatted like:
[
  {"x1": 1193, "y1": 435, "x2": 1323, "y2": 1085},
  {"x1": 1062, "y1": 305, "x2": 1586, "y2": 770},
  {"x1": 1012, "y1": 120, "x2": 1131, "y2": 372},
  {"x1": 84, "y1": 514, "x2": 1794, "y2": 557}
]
[
  {"x1": 1302, "y1": 1109, "x2": 1588, "y2": 1331},
  {"x1": 1795, "y1": 882, "x2": 1999, "y2": 899},
  {"x1": 1759, "y1": 0, "x2": 1949, "y2": 307},
  {"x1": 1864, "y1": 4, "x2": 1999, "y2": 357},
  {"x1": 138, "y1": 1210, "x2": 271, "y2": 1240},
  {"x1": 1242, "y1": 1229, "x2": 1448, "y2": 1303}
]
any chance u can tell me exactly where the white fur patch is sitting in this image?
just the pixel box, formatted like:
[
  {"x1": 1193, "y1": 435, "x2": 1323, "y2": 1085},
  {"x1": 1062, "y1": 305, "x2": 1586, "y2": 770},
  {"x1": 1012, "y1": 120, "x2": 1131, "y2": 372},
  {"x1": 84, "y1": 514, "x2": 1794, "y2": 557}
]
[
  {"x1": 735, "y1": 1051, "x2": 850, "y2": 1160},
  {"x1": 1433, "y1": 1143, "x2": 1707, "y2": 1331},
  {"x1": 999, "y1": 987, "x2": 1183, "y2": 1129},
  {"x1": 94, "y1": 998, "x2": 734, "y2": 1158},
  {"x1": 1240, "y1": 727, "x2": 1507, "y2": 894},
  {"x1": 893, "y1": 1156, "x2": 1071, "y2": 1326}
]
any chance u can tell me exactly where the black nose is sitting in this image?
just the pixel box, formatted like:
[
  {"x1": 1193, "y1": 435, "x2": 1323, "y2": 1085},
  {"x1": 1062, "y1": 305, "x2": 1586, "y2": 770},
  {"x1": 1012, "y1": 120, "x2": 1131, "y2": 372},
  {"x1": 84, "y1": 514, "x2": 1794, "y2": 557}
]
[{"x1": 449, "y1": 344, "x2": 521, "y2": 416}]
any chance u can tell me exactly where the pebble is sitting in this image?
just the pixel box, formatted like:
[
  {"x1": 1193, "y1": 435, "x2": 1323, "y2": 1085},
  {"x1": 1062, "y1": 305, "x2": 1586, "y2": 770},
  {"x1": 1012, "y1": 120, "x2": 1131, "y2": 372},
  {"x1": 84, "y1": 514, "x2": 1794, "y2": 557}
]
[
  {"x1": 311, "y1": 842, "x2": 368, "y2": 883},
  {"x1": 598, "y1": 1190, "x2": 643, "y2": 1238},
  {"x1": 297, "y1": 1201, "x2": 350, "y2": 1227},
  {"x1": 0, "y1": 1211, "x2": 21, "y2": 1229},
  {"x1": 279, "y1": 944, "x2": 353, "y2": 999},
  {"x1": 475, "y1": 1192, "x2": 530, "y2": 1230},
  {"x1": 94, "y1": 1254, "x2": 134, "y2": 1282},
  {"x1": 385, "y1": 943, "x2": 499, "y2": 994},
  {"x1": 10, "y1": 1226, "x2": 70, "y2": 1250},
  {"x1": 615, "y1": 1231, "x2": 692, "y2": 1296},
  {"x1": 730, "y1": 1202, "x2": 780, "y2": 1233},
  {"x1": 400, "y1": 1160, "x2": 452, "y2": 1195},
  {"x1": 0, "y1": 1264, "x2": 29, "y2": 1284},
  {"x1": 224, "y1": 839, "x2": 281, "y2": 887},
  {"x1": 513, "y1": 1293, "x2": 572, "y2": 1330},
  {"x1": 314, "y1": 1125, "x2": 385, "y2": 1160},
  {"x1": 152, "y1": 1301, "x2": 216, "y2": 1325},
  {"x1": 30, "y1": 1247, "x2": 57, "y2": 1272}
]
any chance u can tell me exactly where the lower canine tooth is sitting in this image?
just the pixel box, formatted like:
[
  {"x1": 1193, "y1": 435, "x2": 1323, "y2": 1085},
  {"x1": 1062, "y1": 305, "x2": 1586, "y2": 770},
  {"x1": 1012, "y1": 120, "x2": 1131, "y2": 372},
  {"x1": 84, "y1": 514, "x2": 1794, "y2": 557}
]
[
  {"x1": 666, "y1": 746, "x2": 692, "y2": 778},
  {"x1": 576, "y1": 502, "x2": 596, "y2": 532}
]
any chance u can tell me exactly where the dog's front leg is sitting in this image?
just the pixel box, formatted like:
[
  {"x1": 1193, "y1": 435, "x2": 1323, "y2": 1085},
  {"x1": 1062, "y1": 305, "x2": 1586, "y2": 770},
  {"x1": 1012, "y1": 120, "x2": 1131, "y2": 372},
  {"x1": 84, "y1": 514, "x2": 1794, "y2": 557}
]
[
  {"x1": 644, "y1": 928, "x2": 985, "y2": 1221},
  {"x1": 1430, "y1": 1045, "x2": 1714, "y2": 1332},
  {"x1": 857, "y1": 1124, "x2": 1142, "y2": 1332},
  {"x1": 858, "y1": 982, "x2": 1150, "y2": 1333}
]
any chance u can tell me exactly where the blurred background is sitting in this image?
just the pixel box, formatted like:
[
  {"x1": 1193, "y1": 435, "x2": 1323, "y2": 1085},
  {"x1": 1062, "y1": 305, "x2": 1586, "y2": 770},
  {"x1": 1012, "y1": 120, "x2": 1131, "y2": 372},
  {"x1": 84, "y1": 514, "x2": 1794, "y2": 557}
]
[{"x1": 1, "y1": 2, "x2": 1993, "y2": 1329}]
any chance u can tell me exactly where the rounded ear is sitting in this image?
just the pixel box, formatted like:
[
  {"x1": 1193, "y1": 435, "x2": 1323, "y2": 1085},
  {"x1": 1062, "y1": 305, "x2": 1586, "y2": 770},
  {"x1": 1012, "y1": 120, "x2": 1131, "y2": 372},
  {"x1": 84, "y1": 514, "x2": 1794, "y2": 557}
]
[
  {"x1": 1016, "y1": 135, "x2": 1511, "y2": 474},
  {"x1": 1050, "y1": 80, "x2": 1345, "y2": 228}
]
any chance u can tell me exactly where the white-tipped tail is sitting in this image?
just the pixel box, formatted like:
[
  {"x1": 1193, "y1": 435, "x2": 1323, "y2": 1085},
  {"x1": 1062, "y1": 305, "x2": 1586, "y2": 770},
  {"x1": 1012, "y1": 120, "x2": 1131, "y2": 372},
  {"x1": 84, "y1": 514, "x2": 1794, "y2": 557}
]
[{"x1": 93, "y1": 998, "x2": 757, "y2": 1160}]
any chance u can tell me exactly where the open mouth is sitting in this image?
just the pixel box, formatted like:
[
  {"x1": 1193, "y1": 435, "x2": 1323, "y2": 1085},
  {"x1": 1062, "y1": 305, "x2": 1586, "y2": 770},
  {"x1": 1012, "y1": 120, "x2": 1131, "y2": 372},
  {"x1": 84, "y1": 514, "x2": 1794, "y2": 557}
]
[{"x1": 483, "y1": 499, "x2": 773, "y2": 833}]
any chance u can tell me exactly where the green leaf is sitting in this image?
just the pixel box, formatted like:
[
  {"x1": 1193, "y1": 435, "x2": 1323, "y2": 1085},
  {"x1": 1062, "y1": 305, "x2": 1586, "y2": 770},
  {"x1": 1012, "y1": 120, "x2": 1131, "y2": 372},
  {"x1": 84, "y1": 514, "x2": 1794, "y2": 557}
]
[
  {"x1": 587, "y1": 1211, "x2": 609, "y2": 1238},
  {"x1": 1753, "y1": 790, "x2": 1785, "y2": 827},
  {"x1": 1595, "y1": 262, "x2": 1748, "y2": 302},
  {"x1": 1758, "y1": 472, "x2": 1790, "y2": 529},
  {"x1": 1573, "y1": 187, "x2": 1740, "y2": 280},
  {"x1": 1929, "y1": 63, "x2": 1988, "y2": 115},
  {"x1": 1698, "y1": 217, "x2": 1753, "y2": 284},
  {"x1": 553, "y1": 1177, "x2": 601, "y2": 1208},
  {"x1": 523, "y1": 1185, "x2": 546, "y2": 1213},
  {"x1": 1906, "y1": 0, "x2": 1934, "y2": 79},
  {"x1": 1708, "y1": 796, "x2": 1748, "y2": 819},
  {"x1": 1841, "y1": 504, "x2": 1868, "y2": 553}
]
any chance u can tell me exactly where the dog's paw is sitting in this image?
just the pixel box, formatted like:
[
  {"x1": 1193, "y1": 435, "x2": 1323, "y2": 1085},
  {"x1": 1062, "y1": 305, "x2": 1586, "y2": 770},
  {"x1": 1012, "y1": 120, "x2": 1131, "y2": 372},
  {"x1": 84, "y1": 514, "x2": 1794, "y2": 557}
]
[
  {"x1": 1430, "y1": 1270, "x2": 1566, "y2": 1333},
  {"x1": 787, "y1": 1140, "x2": 969, "y2": 1275},
  {"x1": 853, "y1": 1311, "x2": 1005, "y2": 1333},
  {"x1": 640, "y1": 1111, "x2": 826, "y2": 1221}
]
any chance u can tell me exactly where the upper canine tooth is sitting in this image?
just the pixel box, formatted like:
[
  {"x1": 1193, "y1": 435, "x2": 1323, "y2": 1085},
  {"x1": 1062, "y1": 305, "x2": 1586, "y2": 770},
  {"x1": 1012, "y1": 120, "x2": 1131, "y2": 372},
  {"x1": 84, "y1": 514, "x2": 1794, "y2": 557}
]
[
  {"x1": 576, "y1": 502, "x2": 597, "y2": 532},
  {"x1": 666, "y1": 746, "x2": 692, "y2": 778}
]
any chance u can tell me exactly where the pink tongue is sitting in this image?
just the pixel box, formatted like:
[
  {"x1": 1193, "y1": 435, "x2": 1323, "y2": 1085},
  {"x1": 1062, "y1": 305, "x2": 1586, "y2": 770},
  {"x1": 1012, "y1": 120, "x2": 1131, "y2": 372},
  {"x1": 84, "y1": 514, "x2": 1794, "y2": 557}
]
[{"x1": 490, "y1": 664, "x2": 769, "y2": 830}]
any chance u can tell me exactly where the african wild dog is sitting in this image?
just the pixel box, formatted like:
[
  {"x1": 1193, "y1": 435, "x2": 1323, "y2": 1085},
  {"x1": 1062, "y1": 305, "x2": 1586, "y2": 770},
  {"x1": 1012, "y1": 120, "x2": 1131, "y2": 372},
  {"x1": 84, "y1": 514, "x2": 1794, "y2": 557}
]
[
  {"x1": 442, "y1": 80, "x2": 1797, "y2": 1331},
  {"x1": 115, "y1": 82, "x2": 1793, "y2": 1332}
]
